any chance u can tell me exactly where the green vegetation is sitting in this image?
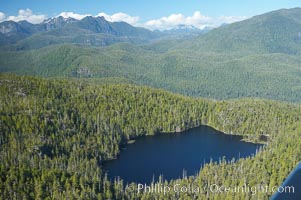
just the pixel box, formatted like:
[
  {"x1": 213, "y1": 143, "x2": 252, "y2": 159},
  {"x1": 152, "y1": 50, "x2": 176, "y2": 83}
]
[
  {"x1": 2, "y1": 8, "x2": 301, "y2": 102},
  {"x1": 1, "y1": 42, "x2": 301, "y2": 102},
  {"x1": 1, "y1": 7, "x2": 301, "y2": 200},
  {"x1": 177, "y1": 8, "x2": 301, "y2": 55},
  {"x1": 1, "y1": 74, "x2": 301, "y2": 199},
  {"x1": 0, "y1": 16, "x2": 158, "y2": 47}
]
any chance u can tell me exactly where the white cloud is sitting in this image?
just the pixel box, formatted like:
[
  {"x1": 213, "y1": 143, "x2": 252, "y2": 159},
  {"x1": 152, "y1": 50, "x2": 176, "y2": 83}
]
[
  {"x1": 145, "y1": 13, "x2": 186, "y2": 30},
  {"x1": 56, "y1": 11, "x2": 140, "y2": 25},
  {"x1": 6, "y1": 9, "x2": 46, "y2": 24},
  {"x1": 0, "y1": 12, "x2": 5, "y2": 22},
  {"x1": 57, "y1": 12, "x2": 91, "y2": 20},
  {"x1": 0, "y1": 9, "x2": 247, "y2": 30},
  {"x1": 144, "y1": 11, "x2": 247, "y2": 30},
  {"x1": 217, "y1": 16, "x2": 248, "y2": 24},
  {"x1": 97, "y1": 12, "x2": 140, "y2": 25}
]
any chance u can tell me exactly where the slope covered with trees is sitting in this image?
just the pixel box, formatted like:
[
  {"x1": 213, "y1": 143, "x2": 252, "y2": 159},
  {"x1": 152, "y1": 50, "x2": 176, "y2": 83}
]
[
  {"x1": 0, "y1": 16, "x2": 159, "y2": 47},
  {"x1": 1, "y1": 8, "x2": 301, "y2": 102},
  {"x1": 177, "y1": 8, "x2": 301, "y2": 55},
  {"x1": 1, "y1": 74, "x2": 301, "y2": 199},
  {"x1": 1, "y1": 42, "x2": 301, "y2": 102}
]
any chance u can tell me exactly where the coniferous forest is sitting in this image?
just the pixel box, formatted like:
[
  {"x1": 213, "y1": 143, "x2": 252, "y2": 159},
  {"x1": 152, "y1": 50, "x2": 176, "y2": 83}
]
[
  {"x1": 1, "y1": 74, "x2": 301, "y2": 199},
  {"x1": 1, "y1": 5, "x2": 301, "y2": 200}
]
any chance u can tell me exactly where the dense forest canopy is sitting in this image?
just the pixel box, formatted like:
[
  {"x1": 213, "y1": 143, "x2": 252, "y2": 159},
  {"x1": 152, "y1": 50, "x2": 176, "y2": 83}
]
[
  {"x1": 1, "y1": 7, "x2": 301, "y2": 200},
  {"x1": 1, "y1": 8, "x2": 301, "y2": 102},
  {"x1": 1, "y1": 74, "x2": 301, "y2": 199}
]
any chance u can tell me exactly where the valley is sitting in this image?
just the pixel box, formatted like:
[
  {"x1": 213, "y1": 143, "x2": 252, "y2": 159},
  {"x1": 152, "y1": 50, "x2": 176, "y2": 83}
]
[
  {"x1": 1, "y1": 6, "x2": 301, "y2": 200},
  {"x1": 0, "y1": 74, "x2": 301, "y2": 199}
]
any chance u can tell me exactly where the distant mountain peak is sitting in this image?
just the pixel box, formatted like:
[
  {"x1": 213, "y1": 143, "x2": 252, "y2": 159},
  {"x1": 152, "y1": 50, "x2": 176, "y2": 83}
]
[
  {"x1": 80, "y1": 16, "x2": 109, "y2": 24},
  {"x1": 157, "y1": 24, "x2": 205, "y2": 38},
  {"x1": 41, "y1": 16, "x2": 78, "y2": 31},
  {"x1": 43, "y1": 16, "x2": 77, "y2": 25},
  {"x1": 0, "y1": 21, "x2": 29, "y2": 36},
  {"x1": 179, "y1": 7, "x2": 301, "y2": 55},
  {"x1": 174, "y1": 24, "x2": 199, "y2": 30},
  {"x1": 81, "y1": 16, "x2": 101, "y2": 22},
  {"x1": 95, "y1": 16, "x2": 106, "y2": 21}
]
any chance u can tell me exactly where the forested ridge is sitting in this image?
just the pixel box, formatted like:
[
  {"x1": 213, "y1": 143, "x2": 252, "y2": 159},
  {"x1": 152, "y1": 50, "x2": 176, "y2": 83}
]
[
  {"x1": 1, "y1": 43, "x2": 301, "y2": 103},
  {"x1": 2, "y1": 8, "x2": 301, "y2": 102},
  {"x1": 1, "y1": 74, "x2": 301, "y2": 199}
]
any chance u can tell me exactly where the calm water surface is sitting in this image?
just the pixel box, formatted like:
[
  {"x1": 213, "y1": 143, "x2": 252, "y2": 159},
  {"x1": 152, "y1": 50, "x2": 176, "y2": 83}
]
[{"x1": 103, "y1": 126, "x2": 263, "y2": 184}]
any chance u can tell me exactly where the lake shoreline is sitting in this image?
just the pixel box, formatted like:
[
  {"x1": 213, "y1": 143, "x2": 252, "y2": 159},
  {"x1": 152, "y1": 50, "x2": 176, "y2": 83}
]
[{"x1": 103, "y1": 125, "x2": 264, "y2": 184}]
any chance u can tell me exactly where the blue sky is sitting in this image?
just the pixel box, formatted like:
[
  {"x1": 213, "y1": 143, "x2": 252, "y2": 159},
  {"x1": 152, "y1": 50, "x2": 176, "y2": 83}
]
[{"x1": 0, "y1": 0, "x2": 300, "y2": 30}]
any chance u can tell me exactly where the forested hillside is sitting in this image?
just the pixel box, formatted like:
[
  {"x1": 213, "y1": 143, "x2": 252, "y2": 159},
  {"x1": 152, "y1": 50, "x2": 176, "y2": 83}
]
[
  {"x1": 1, "y1": 42, "x2": 301, "y2": 102},
  {"x1": 177, "y1": 8, "x2": 301, "y2": 55},
  {"x1": 1, "y1": 74, "x2": 301, "y2": 199},
  {"x1": 0, "y1": 16, "x2": 159, "y2": 47},
  {"x1": 1, "y1": 8, "x2": 301, "y2": 102}
]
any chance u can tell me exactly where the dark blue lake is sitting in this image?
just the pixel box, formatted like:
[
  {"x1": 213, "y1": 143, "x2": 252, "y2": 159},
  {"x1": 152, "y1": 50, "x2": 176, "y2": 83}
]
[{"x1": 103, "y1": 126, "x2": 263, "y2": 184}]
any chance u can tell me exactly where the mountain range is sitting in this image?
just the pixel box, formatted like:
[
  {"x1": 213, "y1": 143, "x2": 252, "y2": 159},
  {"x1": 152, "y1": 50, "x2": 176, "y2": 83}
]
[
  {"x1": 0, "y1": 16, "x2": 157, "y2": 48},
  {"x1": 177, "y1": 8, "x2": 301, "y2": 55},
  {"x1": 0, "y1": 15, "x2": 206, "y2": 49},
  {"x1": 1, "y1": 8, "x2": 301, "y2": 102}
]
